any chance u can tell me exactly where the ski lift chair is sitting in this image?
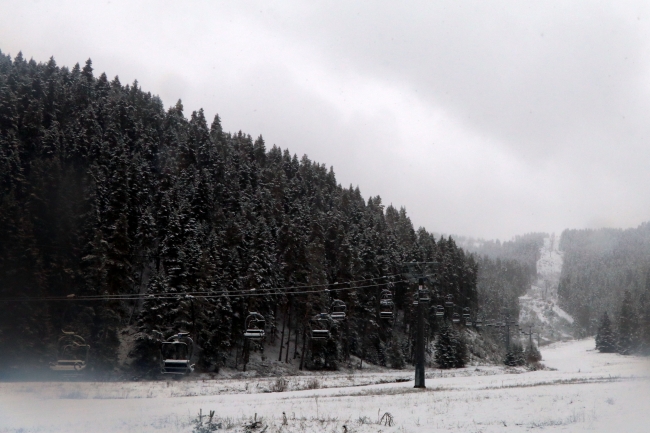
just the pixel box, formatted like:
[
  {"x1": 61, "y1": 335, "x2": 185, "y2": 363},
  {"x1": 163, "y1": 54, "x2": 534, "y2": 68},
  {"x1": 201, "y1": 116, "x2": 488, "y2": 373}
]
[
  {"x1": 379, "y1": 290, "x2": 395, "y2": 319},
  {"x1": 380, "y1": 289, "x2": 393, "y2": 305},
  {"x1": 452, "y1": 313, "x2": 461, "y2": 324},
  {"x1": 463, "y1": 307, "x2": 471, "y2": 320},
  {"x1": 330, "y1": 300, "x2": 347, "y2": 322},
  {"x1": 310, "y1": 313, "x2": 332, "y2": 340},
  {"x1": 418, "y1": 287, "x2": 430, "y2": 303},
  {"x1": 161, "y1": 332, "x2": 195, "y2": 375},
  {"x1": 49, "y1": 331, "x2": 90, "y2": 372},
  {"x1": 435, "y1": 305, "x2": 445, "y2": 317},
  {"x1": 244, "y1": 312, "x2": 266, "y2": 340},
  {"x1": 475, "y1": 317, "x2": 483, "y2": 328},
  {"x1": 445, "y1": 295, "x2": 454, "y2": 309}
]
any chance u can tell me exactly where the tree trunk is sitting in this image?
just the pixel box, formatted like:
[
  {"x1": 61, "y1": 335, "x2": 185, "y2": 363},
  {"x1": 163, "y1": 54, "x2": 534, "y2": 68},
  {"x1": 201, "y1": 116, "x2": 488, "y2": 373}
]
[
  {"x1": 293, "y1": 321, "x2": 300, "y2": 359},
  {"x1": 299, "y1": 327, "x2": 307, "y2": 370},
  {"x1": 243, "y1": 339, "x2": 249, "y2": 372},
  {"x1": 285, "y1": 298, "x2": 292, "y2": 363},
  {"x1": 278, "y1": 301, "x2": 288, "y2": 361}
]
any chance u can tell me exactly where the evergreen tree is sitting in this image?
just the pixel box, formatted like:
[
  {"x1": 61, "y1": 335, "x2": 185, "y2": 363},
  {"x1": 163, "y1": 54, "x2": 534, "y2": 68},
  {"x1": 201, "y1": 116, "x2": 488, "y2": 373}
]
[
  {"x1": 617, "y1": 291, "x2": 638, "y2": 355},
  {"x1": 434, "y1": 324, "x2": 467, "y2": 369},
  {"x1": 504, "y1": 343, "x2": 526, "y2": 366},
  {"x1": 595, "y1": 311, "x2": 616, "y2": 353}
]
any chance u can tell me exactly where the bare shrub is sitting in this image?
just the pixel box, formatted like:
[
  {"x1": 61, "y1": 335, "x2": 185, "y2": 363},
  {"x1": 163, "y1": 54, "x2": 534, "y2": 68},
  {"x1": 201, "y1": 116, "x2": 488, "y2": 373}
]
[
  {"x1": 305, "y1": 377, "x2": 321, "y2": 389},
  {"x1": 270, "y1": 377, "x2": 288, "y2": 392}
]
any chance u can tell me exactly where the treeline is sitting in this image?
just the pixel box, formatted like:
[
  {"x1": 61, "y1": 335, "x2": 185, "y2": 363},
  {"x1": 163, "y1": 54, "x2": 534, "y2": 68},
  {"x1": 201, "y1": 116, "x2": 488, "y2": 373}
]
[
  {"x1": 461, "y1": 233, "x2": 544, "y2": 321},
  {"x1": 558, "y1": 223, "x2": 650, "y2": 338},
  {"x1": 595, "y1": 287, "x2": 650, "y2": 356},
  {"x1": 0, "y1": 51, "x2": 484, "y2": 375}
]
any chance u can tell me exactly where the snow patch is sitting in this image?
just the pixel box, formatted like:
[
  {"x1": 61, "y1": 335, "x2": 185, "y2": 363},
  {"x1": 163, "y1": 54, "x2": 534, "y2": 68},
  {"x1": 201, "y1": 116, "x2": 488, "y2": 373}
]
[{"x1": 519, "y1": 234, "x2": 575, "y2": 343}]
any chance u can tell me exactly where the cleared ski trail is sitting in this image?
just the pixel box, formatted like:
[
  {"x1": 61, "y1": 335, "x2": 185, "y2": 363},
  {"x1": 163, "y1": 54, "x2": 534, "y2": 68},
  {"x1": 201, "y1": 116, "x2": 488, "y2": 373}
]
[
  {"x1": 519, "y1": 234, "x2": 575, "y2": 343},
  {"x1": 1, "y1": 338, "x2": 648, "y2": 432}
]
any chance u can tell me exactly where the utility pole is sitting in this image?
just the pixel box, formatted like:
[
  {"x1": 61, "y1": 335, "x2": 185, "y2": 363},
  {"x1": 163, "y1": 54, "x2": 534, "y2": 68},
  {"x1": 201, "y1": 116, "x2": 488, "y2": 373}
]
[
  {"x1": 414, "y1": 278, "x2": 426, "y2": 388},
  {"x1": 521, "y1": 325, "x2": 536, "y2": 348},
  {"x1": 503, "y1": 315, "x2": 518, "y2": 352}
]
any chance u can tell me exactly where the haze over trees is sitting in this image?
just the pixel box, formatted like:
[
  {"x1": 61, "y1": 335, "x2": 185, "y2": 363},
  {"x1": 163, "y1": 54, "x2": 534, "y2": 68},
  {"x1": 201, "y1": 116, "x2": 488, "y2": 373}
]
[
  {"x1": 3, "y1": 50, "x2": 643, "y2": 377},
  {"x1": 559, "y1": 225, "x2": 650, "y2": 355}
]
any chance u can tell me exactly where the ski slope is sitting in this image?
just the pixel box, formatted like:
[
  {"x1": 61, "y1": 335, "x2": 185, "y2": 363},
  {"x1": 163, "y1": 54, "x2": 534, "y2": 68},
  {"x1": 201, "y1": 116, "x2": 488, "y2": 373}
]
[
  {"x1": 519, "y1": 234, "x2": 575, "y2": 343},
  {"x1": 1, "y1": 338, "x2": 648, "y2": 432}
]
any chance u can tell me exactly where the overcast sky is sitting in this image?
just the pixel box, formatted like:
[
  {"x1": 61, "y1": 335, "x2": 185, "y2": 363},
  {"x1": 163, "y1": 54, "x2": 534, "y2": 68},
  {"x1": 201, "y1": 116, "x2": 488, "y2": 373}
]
[{"x1": 2, "y1": 1, "x2": 649, "y2": 240}]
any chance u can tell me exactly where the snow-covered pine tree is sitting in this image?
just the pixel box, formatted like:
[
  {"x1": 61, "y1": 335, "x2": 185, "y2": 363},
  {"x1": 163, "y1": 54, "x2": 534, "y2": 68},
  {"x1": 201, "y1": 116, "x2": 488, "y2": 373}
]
[
  {"x1": 617, "y1": 291, "x2": 639, "y2": 355},
  {"x1": 434, "y1": 324, "x2": 467, "y2": 369},
  {"x1": 504, "y1": 343, "x2": 526, "y2": 366},
  {"x1": 595, "y1": 311, "x2": 616, "y2": 353}
]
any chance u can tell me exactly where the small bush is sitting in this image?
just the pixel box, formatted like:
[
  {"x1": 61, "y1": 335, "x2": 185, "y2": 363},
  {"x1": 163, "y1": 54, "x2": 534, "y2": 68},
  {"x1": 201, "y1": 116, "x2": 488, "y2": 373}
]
[
  {"x1": 270, "y1": 377, "x2": 288, "y2": 392},
  {"x1": 192, "y1": 410, "x2": 221, "y2": 433},
  {"x1": 305, "y1": 377, "x2": 321, "y2": 389}
]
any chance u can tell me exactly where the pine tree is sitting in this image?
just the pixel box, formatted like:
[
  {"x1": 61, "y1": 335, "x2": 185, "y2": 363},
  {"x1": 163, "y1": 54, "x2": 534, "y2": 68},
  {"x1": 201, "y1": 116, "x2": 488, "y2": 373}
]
[
  {"x1": 638, "y1": 271, "x2": 650, "y2": 356},
  {"x1": 434, "y1": 324, "x2": 467, "y2": 369},
  {"x1": 617, "y1": 291, "x2": 638, "y2": 355},
  {"x1": 595, "y1": 311, "x2": 616, "y2": 353},
  {"x1": 504, "y1": 343, "x2": 526, "y2": 366},
  {"x1": 387, "y1": 338, "x2": 405, "y2": 369}
]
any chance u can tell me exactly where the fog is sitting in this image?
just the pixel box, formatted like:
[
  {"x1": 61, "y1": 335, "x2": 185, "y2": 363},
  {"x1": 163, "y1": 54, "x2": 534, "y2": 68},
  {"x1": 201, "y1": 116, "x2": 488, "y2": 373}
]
[{"x1": 2, "y1": 0, "x2": 649, "y2": 239}]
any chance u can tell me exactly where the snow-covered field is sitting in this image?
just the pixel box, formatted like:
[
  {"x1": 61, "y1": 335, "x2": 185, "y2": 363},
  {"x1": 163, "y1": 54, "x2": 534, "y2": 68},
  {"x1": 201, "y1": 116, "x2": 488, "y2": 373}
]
[{"x1": 1, "y1": 338, "x2": 648, "y2": 432}]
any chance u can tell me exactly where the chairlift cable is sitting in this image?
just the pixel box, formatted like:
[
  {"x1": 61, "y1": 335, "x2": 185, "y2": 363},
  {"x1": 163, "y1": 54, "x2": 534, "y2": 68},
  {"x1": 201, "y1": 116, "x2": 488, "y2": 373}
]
[{"x1": 0, "y1": 278, "x2": 410, "y2": 303}]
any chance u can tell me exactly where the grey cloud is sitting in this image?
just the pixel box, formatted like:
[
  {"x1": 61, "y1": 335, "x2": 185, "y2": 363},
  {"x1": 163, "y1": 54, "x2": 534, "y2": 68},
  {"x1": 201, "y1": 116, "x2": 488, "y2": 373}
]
[{"x1": 1, "y1": 0, "x2": 649, "y2": 239}]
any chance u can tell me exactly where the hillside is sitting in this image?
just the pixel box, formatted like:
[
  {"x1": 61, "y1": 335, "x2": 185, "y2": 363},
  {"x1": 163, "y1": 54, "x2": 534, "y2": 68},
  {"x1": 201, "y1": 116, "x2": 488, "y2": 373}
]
[
  {"x1": 0, "y1": 51, "x2": 485, "y2": 376},
  {"x1": 518, "y1": 234, "x2": 575, "y2": 344}
]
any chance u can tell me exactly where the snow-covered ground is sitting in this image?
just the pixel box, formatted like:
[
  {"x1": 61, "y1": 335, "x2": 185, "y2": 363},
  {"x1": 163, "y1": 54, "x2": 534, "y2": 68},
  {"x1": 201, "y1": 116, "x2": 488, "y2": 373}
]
[
  {"x1": 1, "y1": 338, "x2": 648, "y2": 432},
  {"x1": 519, "y1": 234, "x2": 576, "y2": 343}
]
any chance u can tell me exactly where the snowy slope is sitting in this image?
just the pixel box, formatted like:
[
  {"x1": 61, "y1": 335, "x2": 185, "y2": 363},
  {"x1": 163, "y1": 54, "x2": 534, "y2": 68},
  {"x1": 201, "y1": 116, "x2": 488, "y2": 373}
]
[
  {"x1": 1, "y1": 338, "x2": 648, "y2": 433},
  {"x1": 518, "y1": 234, "x2": 575, "y2": 344}
]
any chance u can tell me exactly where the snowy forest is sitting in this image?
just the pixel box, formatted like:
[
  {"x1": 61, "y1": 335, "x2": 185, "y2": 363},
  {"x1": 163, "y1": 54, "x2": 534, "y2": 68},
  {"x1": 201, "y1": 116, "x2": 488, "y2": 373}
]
[
  {"x1": 0, "y1": 52, "x2": 540, "y2": 376},
  {"x1": 460, "y1": 233, "x2": 545, "y2": 322},
  {"x1": 2, "y1": 51, "x2": 643, "y2": 379},
  {"x1": 558, "y1": 224, "x2": 650, "y2": 355}
]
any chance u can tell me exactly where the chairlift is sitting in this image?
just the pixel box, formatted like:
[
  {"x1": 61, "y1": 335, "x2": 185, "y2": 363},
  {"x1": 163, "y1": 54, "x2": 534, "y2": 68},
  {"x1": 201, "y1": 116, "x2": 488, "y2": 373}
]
[
  {"x1": 445, "y1": 295, "x2": 454, "y2": 309},
  {"x1": 380, "y1": 289, "x2": 394, "y2": 305},
  {"x1": 465, "y1": 317, "x2": 472, "y2": 326},
  {"x1": 475, "y1": 317, "x2": 483, "y2": 328},
  {"x1": 435, "y1": 305, "x2": 445, "y2": 317},
  {"x1": 418, "y1": 287, "x2": 430, "y2": 302},
  {"x1": 452, "y1": 312, "x2": 461, "y2": 324},
  {"x1": 330, "y1": 300, "x2": 347, "y2": 322},
  {"x1": 463, "y1": 307, "x2": 471, "y2": 320},
  {"x1": 244, "y1": 312, "x2": 266, "y2": 340},
  {"x1": 49, "y1": 331, "x2": 90, "y2": 372},
  {"x1": 310, "y1": 313, "x2": 332, "y2": 340},
  {"x1": 160, "y1": 332, "x2": 195, "y2": 375},
  {"x1": 379, "y1": 289, "x2": 394, "y2": 319}
]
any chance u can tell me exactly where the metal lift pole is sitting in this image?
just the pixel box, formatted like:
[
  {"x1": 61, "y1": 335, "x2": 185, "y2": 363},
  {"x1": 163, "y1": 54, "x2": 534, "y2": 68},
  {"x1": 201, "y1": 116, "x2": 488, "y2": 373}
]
[{"x1": 414, "y1": 278, "x2": 426, "y2": 388}]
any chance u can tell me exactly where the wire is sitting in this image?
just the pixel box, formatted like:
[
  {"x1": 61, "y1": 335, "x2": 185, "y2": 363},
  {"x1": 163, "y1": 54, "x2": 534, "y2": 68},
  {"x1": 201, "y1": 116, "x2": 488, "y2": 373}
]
[
  {"x1": 0, "y1": 278, "x2": 408, "y2": 303},
  {"x1": 60, "y1": 273, "x2": 404, "y2": 299},
  {"x1": 8, "y1": 273, "x2": 404, "y2": 302}
]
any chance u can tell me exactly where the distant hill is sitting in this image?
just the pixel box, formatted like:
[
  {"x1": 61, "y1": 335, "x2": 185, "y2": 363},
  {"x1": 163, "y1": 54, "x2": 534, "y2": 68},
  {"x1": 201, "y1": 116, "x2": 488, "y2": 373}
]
[{"x1": 558, "y1": 222, "x2": 650, "y2": 334}]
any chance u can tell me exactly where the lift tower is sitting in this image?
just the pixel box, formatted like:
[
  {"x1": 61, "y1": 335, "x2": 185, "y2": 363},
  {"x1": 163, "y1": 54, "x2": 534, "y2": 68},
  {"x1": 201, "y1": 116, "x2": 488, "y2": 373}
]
[{"x1": 402, "y1": 262, "x2": 437, "y2": 389}]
